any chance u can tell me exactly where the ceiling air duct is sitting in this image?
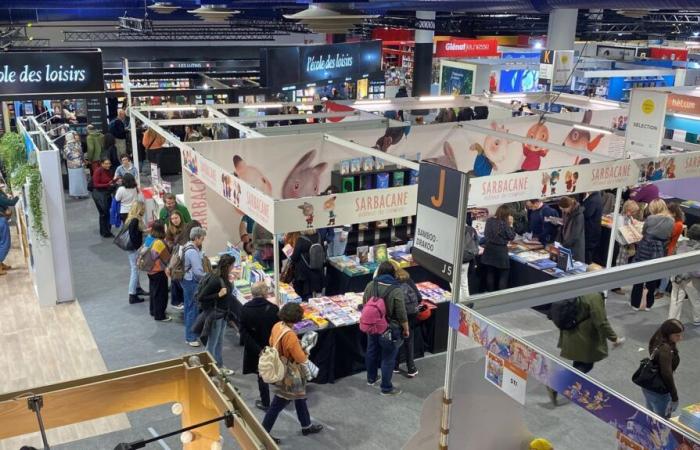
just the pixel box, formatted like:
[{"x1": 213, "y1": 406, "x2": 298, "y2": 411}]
[
  {"x1": 283, "y1": 4, "x2": 378, "y2": 34},
  {"x1": 188, "y1": 4, "x2": 240, "y2": 22}
]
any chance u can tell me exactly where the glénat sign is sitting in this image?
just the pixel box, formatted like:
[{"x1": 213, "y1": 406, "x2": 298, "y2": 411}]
[{"x1": 0, "y1": 50, "x2": 104, "y2": 98}]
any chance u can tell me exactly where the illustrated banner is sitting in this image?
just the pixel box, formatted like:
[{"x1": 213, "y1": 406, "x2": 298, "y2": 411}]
[
  {"x1": 633, "y1": 150, "x2": 700, "y2": 184},
  {"x1": 449, "y1": 304, "x2": 700, "y2": 450}
]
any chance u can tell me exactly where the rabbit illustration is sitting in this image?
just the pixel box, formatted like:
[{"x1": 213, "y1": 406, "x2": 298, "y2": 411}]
[
  {"x1": 233, "y1": 155, "x2": 273, "y2": 195},
  {"x1": 521, "y1": 121, "x2": 550, "y2": 171},
  {"x1": 564, "y1": 110, "x2": 605, "y2": 164},
  {"x1": 472, "y1": 122, "x2": 510, "y2": 176},
  {"x1": 282, "y1": 150, "x2": 328, "y2": 199},
  {"x1": 425, "y1": 141, "x2": 457, "y2": 169}
]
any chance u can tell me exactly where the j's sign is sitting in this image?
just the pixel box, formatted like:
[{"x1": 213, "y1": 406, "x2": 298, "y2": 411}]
[{"x1": 0, "y1": 50, "x2": 104, "y2": 98}]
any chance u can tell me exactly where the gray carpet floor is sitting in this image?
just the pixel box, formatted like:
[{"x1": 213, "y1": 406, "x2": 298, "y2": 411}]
[{"x1": 53, "y1": 175, "x2": 700, "y2": 449}]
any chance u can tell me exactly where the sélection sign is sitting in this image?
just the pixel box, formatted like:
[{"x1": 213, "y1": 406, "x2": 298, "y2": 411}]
[
  {"x1": 539, "y1": 50, "x2": 574, "y2": 87},
  {"x1": 625, "y1": 90, "x2": 668, "y2": 157},
  {"x1": 0, "y1": 50, "x2": 104, "y2": 97},
  {"x1": 412, "y1": 161, "x2": 469, "y2": 282},
  {"x1": 434, "y1": 39, "x2": 499, "y2": 58}
]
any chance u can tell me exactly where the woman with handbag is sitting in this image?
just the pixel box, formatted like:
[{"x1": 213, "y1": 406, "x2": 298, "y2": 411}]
[
  {"x1": 262, "y1": 303, "x2": 323, "y2": 443},
  {"x1": 123, "y1": 201, "x2": 147, "y2": 304},
  {"x1": 636, "y1": 319, "x2": 684, "y2": 418}
]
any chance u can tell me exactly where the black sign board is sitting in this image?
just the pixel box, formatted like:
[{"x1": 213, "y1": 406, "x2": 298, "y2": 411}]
[
  {"x1": 0, "y1": 50, "x2": 104, "y2": 98},
  {"x1": 412, "y1": 161, "x2": 469, "y2": 282}
]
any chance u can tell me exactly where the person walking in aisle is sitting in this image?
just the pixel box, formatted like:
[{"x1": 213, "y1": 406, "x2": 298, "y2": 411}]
[
  {"x1": 85, "y1": 124, "x2": 105, "y2": 174},
  {"x1": 558, "y1": 196, "x2": 586, "y2": 262},
  {"x1": 262, "y1": 303, "x2": 323, "y2": 443},
  {"x1": 194, "y1": 254, "x2": 235, "y2": 374},
  {"x1": 182, "y1": 227, "x2": 207, "y2": 346},
  {"x1": 639, "y1": 319, "x2": 684, "y2": 418},
  {"x1": 525, "y1": 199, "x2": 559, "y2": 244},
  {"x1": 668, "y1": 224, "x2": 700, "y2": 326},
  {"x1": 0, "y1": 206, "x2": 15, "y2": 276},
  {"x1": 363, "y1": 261, "x2": 409, "y2": 396},
  {"x1": 114, "y1": 173, "x2": 138, "y2": 223},
  {"x1": 393, "y1": 265, "x2": 421, "y2": 378},
  {"x1": 63, "y1": 131, "x2": 89, "y2": 199},
  {"x1": 290, "y1": 228, "x2": 325, "y2": 301},
  {"x1": 630, "y1": 199, "x2": 674, "y2": 311},
  {"x1": 582, "y1": 191, "x2": 603, "y2": 264},
  {"x1": 159, "y1": 193, "x2": 192, "y2": 225},
  {"x1": 124, "y1": 201, "x2": 147, "y2": 304},
  {"x1": 481, "y1": 205, "x2": 516, "y2": 292},
  {"x1": 109, "y1": 109, "x2": 129, "y2": 157},
  {"x1": 241, "y1": 282, "x2": 279, "y2": 412},
  {"x1": 146, "y1": 221, "x2": 172, "y2": 322},
  {"x1": 91, "y1": 158, "x2": 115, "y2": 238}
]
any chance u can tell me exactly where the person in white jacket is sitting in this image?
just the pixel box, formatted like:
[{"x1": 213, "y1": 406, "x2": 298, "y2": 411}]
[{"x1": 668, "y1": 224, "x2": 700, "y2": 326}]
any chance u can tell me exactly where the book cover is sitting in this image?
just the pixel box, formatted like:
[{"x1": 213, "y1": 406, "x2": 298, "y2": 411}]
[
  {"x1": 376, "y1": 172, "x2": 390, "y2": 189},
  {"x1": 357, "y1": 246, "x2": 370, "y2": 264},
  {"x1": 373, "y1": 244, "x2": 389, "y2": 262},
  {"x1": 340, "y1": 160, "x2": 350, "y2": 175},
  {"x1": 362, "y1": 156, "x2": 374, "y2": 172},
  {"x1": 341, "y1": 176, "x2": 355, "y2": 193},
  {"x1": 393, "y1": 171, "x2": 405, "y2": 187},
  {"x1": 409, "y1": 169, "x2": 419, "y2": 185},
  {"x1": 375, "y1": 158, "x2": 385, "y2": 170},
  {"x1": 350, "y1": 158, "x2": 362, "y2": 173},
  {"x1": 360, "y1": 174, "x2": 373, "y2": 190}
]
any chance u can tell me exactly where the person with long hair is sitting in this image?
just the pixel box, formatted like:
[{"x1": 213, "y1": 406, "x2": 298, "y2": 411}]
[
  {"x1": 558, "y1": 196, "x2": 586, "y2": 262},
  {"x1": 114, "y1": 172, "x2": 138, "y2": 223},
  {"x1": 641, "y1": 319, "x2": 684, "y2": 418},
  {"x1": 481, "y1": 204, "x2": 516, "y2": 292},
  {"x1": 165, "y1": 210, "x2": 185, "y2": 247},
  {"x1": 63, "y1": 131, "x2": 89, "y2": 199},
  {"x1": 667, "y1": 202, "x2": 685, "y2": 256},
  {"x1": 262, "y1": 303, "x2": 323, "y2": 443},
  {"x1": 195, "y1": 253, "x2": 235, "y2": 374},
  {"x1": 290, "y1": 228, "x2": 325, "y2": 301},
  {"x1": 630, "y1": 199, "x2": 674, "y2": 311},
  {"x1": 146, "y1": 221, "x2": 172, "y2": 322},
  {"x1": 611, "y1": 200, "x2": 641, "y2": 295},
  {"x1": 124, "y1": 201, "x2": 147, "y2": 304}
]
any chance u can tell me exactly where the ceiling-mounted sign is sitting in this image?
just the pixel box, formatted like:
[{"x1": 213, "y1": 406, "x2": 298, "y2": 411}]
[
  {"x1": 298, "y1": 41, "x2": 381, "y2": 84},
  {"x1": 433, "y1": 39, "x2": 499, "y2": 58},
  {"x1": 666, "y1": 94, "x2": 700, "y2": 116},
  {"x1": 0, "y1": 50, "x2": 103, "y2": 98},
  {"x1": 625, "y1": 90, "x2": 668, "y2": 157}
]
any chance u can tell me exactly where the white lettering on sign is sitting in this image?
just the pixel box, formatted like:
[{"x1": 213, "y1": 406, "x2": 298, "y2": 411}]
[
  {"x1": 306, "y1": 53, "x2": 354, "y2": 72},
  {"x1": 354, "y1": 191, "x2": 408, "y2": 214},
  {"x1": 0, "y1": 64, "x2": 87, "y2": 84},
  {"x1": 591, "y1": 164, "x2": 631, "y2": 183},
  {"x1": 481, "y1": 176, "x2": 529, "y2": 196},
  {"x1": 669, "y1": 97, "x2": 697, "y2": 111},
  {"x1": 445, "y1": 42, "x2": 491, "y2": 51}
]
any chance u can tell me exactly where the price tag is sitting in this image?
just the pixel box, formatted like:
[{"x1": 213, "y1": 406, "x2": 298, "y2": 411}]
[{"x1": 484, "y1": 351, "x2": 528, "y2": 405}]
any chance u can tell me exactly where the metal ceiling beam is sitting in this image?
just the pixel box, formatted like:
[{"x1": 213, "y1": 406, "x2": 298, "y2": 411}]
[
  {"x1": 468, "y1": 252, "x2": 700, "y2": 315},
  {"x1": 63, "y1": 28, "x2": 279, "y2": 41}
]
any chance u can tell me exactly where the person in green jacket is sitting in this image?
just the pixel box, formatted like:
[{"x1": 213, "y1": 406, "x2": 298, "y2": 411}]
[
  {"x1": 85, "y1": 124, "x2": 105, "y2": 174},
  {"x1": 159, "y1": 193, "x2": 192, "y2": 225}
]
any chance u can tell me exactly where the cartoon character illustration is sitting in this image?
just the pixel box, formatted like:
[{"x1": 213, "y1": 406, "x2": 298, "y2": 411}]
[
  {"x1": 564, "y1": 111, "x2": 605, "y2": 164},
  {"x1": 426, "y1": 141, "x2": 457, "y2": 169},
  {"x1": 564, "y1": 171, "x2": 579, "y2": 193},
  {"x1": 298, "y1": 202, "x2": 314, "y2": 228},
  {"x1": 472, "y1": 122, "x2": 511, "y2": 176},
  {"x1": 233, "y1": 155, "x2": 273, "y2": 195},
  {"x1": 372, "y1": 126, "x2": 410, "y2": 152},
  {"x1": 282, "y1": 150, "x2": 328, "y2": 199},
  {"x1": 666, "y1": 158, "x2": 676, "y2": 178},
  {"x1": 563, "y1": 381, "x2": 583, "y2": 402},
  {"x1": 549, "y1": 170, "x2": 560, "y2": 195},
  {"x1": 586, "y1": 391, "x2": 610, "y2": 411},
  {"x1": 521, "y1": 121, "x2": 550, "y2": 171},
  {"x1": 579, "y1": 390, "x2": 592, "y2": 407},
  {"x1": 541, "y1": 172, "x2": 550, "y2": 196},
  {"x1": 324, "y1": 195, "x2": 336, "y2": 226}
]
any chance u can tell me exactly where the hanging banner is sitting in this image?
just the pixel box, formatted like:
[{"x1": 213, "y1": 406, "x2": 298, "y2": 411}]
[
  {"x1": 625, "y1": 90, "x2": 668, "y2": 157},
  {"x1": 634, "y1": 150, "x2": 700, "y2": 183},
  {"x1": 181, "y1": 147, "x2": 275, "y2": 232},
  {"x1": 273, "y1": 184, "x2": 417, "y2": 234},
  {"x1": 449, "y1": 305, "x2": 700, "y2": 450},
  {"x1": 412, "y1": 161, "x2": 469, "y2": 282},
  {"x1": 434, "y1": 39, "x2": 499, "y2": 58}
]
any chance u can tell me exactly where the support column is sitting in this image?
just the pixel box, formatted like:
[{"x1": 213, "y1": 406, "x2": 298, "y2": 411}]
[
  {"x1": 546, "y1": 8, "x2": 578, "y2": 50},
  {"x1": 412, "y1": 10, "x2": 435, "y2": 97}
]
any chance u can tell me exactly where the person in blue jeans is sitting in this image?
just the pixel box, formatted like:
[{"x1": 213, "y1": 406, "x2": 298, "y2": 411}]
[
  {"x1": 124, "y1": 201, "x2": 147, "y2": 304},
  {"x1": 640, "y1": 319, "x2": 684, "y2": 419},
  {"x1": 362, "y1": 261, "x2": 409, "y2": 396},
  {"x1": 182, "y1": 226, "x2": 207, "y2": 347}
]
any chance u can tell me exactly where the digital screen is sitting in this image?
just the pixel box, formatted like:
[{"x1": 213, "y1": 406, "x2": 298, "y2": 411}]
[
  {"x1": 499, "y1": 69, "x2": 539, "y2": 93},
  {"x1": 440, "y1": 66, "x2": 474, "y2": 95}
]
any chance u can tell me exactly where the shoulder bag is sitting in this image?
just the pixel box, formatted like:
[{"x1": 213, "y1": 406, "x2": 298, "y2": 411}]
[{"x1": 631, "y1": 346, "x2": 669, "y2": 394}]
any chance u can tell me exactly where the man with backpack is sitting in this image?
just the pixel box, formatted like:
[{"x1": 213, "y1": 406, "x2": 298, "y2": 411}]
[
  {"x1": 393, "y1": 265, "x2": 421, "y2": 378},
  {"x1": 290, "y1": 229, "x2": 325, "y2": 301},
  {"x1": 182, "y1": 227, "x2": 207, "y2": 347},
  {"x1": 361, "y1": 261, "x2": 409, "y2": 396}
]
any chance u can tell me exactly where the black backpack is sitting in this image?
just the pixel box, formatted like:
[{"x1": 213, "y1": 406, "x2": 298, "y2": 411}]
[
  {"x1": 400, "y1": 283, "x2": 420, "y2": 315},
  {"x1": 462, "y1": 225, "x2": 479, "y2": 263},
  {"x1": 301, "y1": 235, "x2": 326, "y2": 270},
  {"x1": 194, "y1": 273, "x2": 223, "y2": 308},
  {"x1": 549, "y1": 298, "x2": 587, "y2": 330}
]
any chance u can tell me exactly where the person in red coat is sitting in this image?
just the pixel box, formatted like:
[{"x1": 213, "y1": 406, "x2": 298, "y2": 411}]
[{"x1": 92, "y1": 158, "x2": 115, "y2": 237}]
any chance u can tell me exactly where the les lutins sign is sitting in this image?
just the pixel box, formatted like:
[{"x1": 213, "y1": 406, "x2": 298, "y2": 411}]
[{"x1": 0, "y1": 50, "x2": 104, "y2": 97}]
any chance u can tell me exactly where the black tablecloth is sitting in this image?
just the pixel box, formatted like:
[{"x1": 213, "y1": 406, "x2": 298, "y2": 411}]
[
  {"x1": 325, "y1": 264, "x2": 451, "y2": 296},
  {"x1": 228, "y1": 296, "x2": 449, "y2": 384}
]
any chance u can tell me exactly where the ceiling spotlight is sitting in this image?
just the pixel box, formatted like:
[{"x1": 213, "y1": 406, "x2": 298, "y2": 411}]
[
  {"x1": 694, "y1": 31, "x2": 700, "y2": 37},
  {"x1": 533, "y1": 41, "x2": 543, "y2": 49}
]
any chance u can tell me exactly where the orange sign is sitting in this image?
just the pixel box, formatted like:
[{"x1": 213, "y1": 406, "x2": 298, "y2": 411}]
[{"x1": 666, "y1": 94, "x2": 700, "y2": 116}]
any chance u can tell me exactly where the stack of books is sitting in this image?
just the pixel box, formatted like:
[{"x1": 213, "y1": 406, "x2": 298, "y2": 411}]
[{"x1": 416, "y1": 282, "x2": 451, "y2": 304}]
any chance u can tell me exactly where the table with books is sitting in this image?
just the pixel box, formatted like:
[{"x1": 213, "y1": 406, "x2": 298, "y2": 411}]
[{"x1": 505, "y1": 240, "x2": 590, "y2": 292}]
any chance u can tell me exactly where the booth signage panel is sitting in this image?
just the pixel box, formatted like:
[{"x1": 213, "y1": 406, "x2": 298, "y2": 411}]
[
  {"x1": 413, "y1": 161, "x2": 467, "y2": 282},
  {"x1": 625, "y1": 90, "x2": 668, "y2": 157},
  {"x1": 433, "y1": 39, "x2": 499, "y2": 58},
  {"x1": 666, "y1": 93, "x2": 700, "y2": 116},
  {"x1": 650, "y1": 47, "x2": 688, "y2": 62},
  {"x1": 0, "y1": 51, "x2": 103, "y2": 97},
  {"x1": 299, "y1": 41, "x2": 381, "y2": 85},
  {"x1": 538, "y1": 50, "x2": 554, "y2": 82},
  {"x1": 635, "y1": 151, "x2": 700, "y2": 183},
  {"x1": 552, "y1": 50, "x2": 575, "y2": 87},
  {"x1": 273, "y1": 184, "x2": 417, "y2": 234}
]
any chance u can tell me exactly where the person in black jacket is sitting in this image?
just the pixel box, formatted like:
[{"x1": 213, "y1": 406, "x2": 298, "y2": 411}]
[
  {"x1": 558, "y1": 196, "x2": 586, "y2": 262},
  {"x1": 195, "y1": 254, "x2": 235, "y2": 375},
  {"x1": 481, "y1": 205, "x2": 516, "y2": 292},
  {"x1": 394, "y1": 266, "x2": 421, "y2": 377},
  {"x1": 241, "y1": 282, "x2": 280, "y2": 411},
  {"x1": 290, "y1": 229, "x2": 325, "y2": 301},
  {"x1": 582, "y1": 191, "x2": 603, "y2": 264},
  {"x1": 525, "y1": 199, "x2": 559, "y2": 244},
  {"x1": 125, "y1": 201, "x2": 147, "y2": 304}
]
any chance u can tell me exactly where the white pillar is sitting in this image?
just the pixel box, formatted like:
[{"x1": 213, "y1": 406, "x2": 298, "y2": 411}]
[{"x1": 546, "y1": 9, "x2": 578, "y2": 50}]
